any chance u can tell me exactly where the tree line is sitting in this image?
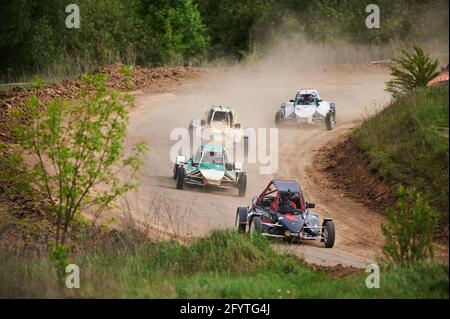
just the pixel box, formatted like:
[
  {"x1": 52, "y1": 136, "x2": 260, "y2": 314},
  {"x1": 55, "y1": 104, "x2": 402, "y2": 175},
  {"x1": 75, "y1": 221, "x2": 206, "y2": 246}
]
[{"x1": 0, "y1": 0, "x2": 447, "y2": 80}]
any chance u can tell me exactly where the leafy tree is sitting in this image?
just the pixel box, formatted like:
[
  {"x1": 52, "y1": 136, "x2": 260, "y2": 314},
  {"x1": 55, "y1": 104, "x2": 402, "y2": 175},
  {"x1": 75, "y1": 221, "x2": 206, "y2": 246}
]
[
  {"x1": 66, "y1": 0, "x2": 142, "y2": 67},
  {"x1": 13, "y1": 74, "x2": 147, "y2": 245},
  {"x1": 382, "y1": 186, "x2": 439, "y2": 265},
  {"x1": 1, "y1": 0, "x2": 448, "y2": 82},
  {"x1": 302, "y1": 0, "x2": 438, "y2": 44},
  {"x1": 136, "y1": 0, "x2": 209, "y2": 65},
  {"x1": 195, "y1": 0, "x2": 283, "y2": 59},
  {"x1": 385, "y1": 45, "x2": 440, "y2": 97},
  {"x1": 0, "y1": 0, "x2": 208, "y2": 78},
  {"x1": 0, "y1": 0, "x2": 66, "y2": 76}
]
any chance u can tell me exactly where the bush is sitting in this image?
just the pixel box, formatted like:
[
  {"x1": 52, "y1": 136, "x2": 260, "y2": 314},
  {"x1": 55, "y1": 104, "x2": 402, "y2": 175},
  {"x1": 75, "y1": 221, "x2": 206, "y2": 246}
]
[
  {"x1": 382, "y1": 186, "x2": 439, "y2": 265},
  {"x1": 136, "y1": 0, "x2": 209, "y2": 65},
  {"x1": 385, "y1": 45, "x2": 440, "y2": 97},
  {"x1": 12, "y1": 74, "x2": 146, "y2": 246}
]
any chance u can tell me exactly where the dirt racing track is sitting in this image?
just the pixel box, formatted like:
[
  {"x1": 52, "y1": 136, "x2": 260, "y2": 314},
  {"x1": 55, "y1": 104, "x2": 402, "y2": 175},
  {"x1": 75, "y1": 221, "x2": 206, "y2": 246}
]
[{"x1": 118, "y1": 63, "x2": 440, "y2": 268}]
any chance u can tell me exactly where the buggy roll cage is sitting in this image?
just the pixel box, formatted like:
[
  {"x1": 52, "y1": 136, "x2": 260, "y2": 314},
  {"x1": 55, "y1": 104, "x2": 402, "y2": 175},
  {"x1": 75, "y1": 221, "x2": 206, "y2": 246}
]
[{"x1": 257, "y1": 180, "x2": 306, "y2": 212}]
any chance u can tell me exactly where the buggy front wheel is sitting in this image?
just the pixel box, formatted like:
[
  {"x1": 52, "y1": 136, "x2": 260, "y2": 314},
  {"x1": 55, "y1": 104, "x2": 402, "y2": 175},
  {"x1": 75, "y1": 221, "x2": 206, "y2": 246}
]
[
  {"x1": 322, "y1": 220, "x2": 335, "y2": 248},
  {"x1": 249, "y1": 216, "x2": 262, "y2": 236},
  {"x1": 235, "y1": 207, "x2": 248, "y2": 233},
  {"x1": 176, "y1": 166, "x2": 185, "y2": 190}
]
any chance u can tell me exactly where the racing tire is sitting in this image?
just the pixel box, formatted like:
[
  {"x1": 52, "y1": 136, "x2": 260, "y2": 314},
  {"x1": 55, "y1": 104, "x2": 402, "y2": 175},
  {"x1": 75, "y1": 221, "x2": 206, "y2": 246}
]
[
  {"x1": 172, "y1": 164, "x2": 178, "y2": 180},
  {"x1": 176, "y1": 166, "x2": 185, "y2": 190},
  {"x1": 275, "y1": 110, "x2": 283, "y2": 127},
  {"x1": 325, "y1": 111, "x2": 335, "y2": 131},
  {"x1": 235, "y1": 207, "x2": 248, "y2": 233},
  {"x1": 238, "y1": 174, "x2": 247, "y2": 197},
  {"x1": 249, "y1": 215, "x2": 262, "y2": 235},
  {"x1": 188, "y1": 125, "x2": 194, "y2": 154},
  {"x1": 285, "y1": 236, "x2": 297, "y2": 244},
  {"x1": 244, "y1": 137, "x2": 249, "y2": 158},
  {"x1": 323, "y1": 220, "x2": 335, "y2": 248}
]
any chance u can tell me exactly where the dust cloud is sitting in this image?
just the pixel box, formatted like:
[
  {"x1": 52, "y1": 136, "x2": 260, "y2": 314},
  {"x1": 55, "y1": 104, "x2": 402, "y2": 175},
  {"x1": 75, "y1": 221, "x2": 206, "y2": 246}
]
[
  {"x1": 201, "y1": 2, "x2": 449, "y2": 125},
  {"x1": 118, "y1": 1, "x2": 447, "y2": 245}
]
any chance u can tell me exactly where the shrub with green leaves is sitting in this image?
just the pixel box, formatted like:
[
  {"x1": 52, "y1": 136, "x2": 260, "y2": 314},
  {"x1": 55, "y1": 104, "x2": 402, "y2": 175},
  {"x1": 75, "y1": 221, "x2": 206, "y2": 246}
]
[
  {"x1": 13, "y1": 74, "x2": 147, "y2": 246},
  {"x1": 385, "y1": 45, "x2": 440, "y2": 97},
  {"x1": 382, "y1": 186, "x2": 439, "y2": 265}
]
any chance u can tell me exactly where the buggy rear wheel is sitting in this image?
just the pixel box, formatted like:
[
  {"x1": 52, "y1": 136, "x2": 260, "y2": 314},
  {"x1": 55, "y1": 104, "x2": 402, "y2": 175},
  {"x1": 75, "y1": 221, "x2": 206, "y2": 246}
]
[
  {"x1": 172, "y1": 163, "x2": 178, "y2": 180},
  {"x1": 325, "y1": 111, "x2": 335, "y2": 130},
  {"x1": 275, "y1": 110, "x2": 283, "y2": 127},
  {"x1": 176, "y1": 166, "x2": 185, "y2": 190},
  {"x1": 188, "y1": 125, "x2": 194, "y2": 154},
  {"x1": 235, "y1": 207, "x2": 248, "y2": 233},
  {"x1": 244, "y1": 136, "x2": 249, "y2": 158},
  {"x1": 323, "y1": 220, "x2": 335, "y2": 248},
  {"x1": 238, "y1": 174, "x2": 247, "y2": 197}
]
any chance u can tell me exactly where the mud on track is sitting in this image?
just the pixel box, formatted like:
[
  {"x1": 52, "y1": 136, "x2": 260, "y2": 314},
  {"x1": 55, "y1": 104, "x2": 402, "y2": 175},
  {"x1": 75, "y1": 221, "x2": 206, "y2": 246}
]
[{"x1": 119, "y1": 63, "x2": 395, "y2": 268}]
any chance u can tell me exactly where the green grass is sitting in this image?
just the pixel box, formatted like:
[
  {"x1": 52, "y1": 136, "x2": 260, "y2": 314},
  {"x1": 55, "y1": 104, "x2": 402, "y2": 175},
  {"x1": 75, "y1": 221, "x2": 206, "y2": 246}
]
[
  {"x1": 0, "y1": 230, "x2": 447, "y2": 298},
  {"x1": 353, "y1": 85, "x2": 449, "y2": 215}
]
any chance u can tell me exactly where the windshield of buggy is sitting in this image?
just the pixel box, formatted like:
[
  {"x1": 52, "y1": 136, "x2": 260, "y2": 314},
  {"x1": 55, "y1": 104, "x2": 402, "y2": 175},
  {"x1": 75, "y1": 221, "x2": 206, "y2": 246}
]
[
  {"x1": 277, "y1": 191, "x2": 302, "y2": 214},
  {"x1": 202, "y1": 150, "x2": 224, "y2": 164},
  {"x1": 296, "y1": 94, "x2": 316, "y2": 105},
  {"x1": 211, "y1": 111, "x2": 231, "y2": 127},
  {"x1": 192, "y1": 148, "x2": 203, "y2": 165}
]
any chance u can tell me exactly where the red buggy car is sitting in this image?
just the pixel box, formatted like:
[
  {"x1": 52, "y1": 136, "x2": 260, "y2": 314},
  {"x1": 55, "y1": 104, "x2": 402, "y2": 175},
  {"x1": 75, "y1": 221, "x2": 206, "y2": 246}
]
[{"x1": 235, "y1": 179, "x2": 335, "y2": 248}]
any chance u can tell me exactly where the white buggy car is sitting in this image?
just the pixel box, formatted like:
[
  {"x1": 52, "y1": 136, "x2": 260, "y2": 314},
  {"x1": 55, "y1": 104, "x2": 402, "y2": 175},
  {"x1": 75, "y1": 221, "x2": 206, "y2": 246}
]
[
  {"x1": 275, "y1": 89, "x2": 336, "y2": 130},
  {"x1": 189, "y1": 105, "x2": 250, "y2": 154}
]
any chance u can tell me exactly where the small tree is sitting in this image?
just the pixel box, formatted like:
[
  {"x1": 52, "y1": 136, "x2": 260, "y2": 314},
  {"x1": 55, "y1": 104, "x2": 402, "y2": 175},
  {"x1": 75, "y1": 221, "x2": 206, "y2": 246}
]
[
  {"x1": 385, "y1": 45, "x2": 440, "y2": 97},
  {"x1": 382, "y1": 186, "x2": 439, "y2": 265},
  {"x1": 14, "y1": 73, "x2": 146, "y2": 246}
]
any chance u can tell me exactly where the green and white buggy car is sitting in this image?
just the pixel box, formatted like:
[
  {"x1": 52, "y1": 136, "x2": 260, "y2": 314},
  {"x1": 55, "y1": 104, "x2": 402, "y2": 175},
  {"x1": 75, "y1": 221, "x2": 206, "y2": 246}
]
[{"x1": 173, "y1": 143, "x2": 247, "y2": 197}]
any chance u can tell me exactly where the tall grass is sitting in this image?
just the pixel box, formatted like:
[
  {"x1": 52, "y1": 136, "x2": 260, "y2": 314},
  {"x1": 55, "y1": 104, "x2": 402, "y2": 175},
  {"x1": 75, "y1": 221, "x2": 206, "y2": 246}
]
[
  {"x1": 0, "y1": 230, "x2": 448, "y2": 298},
  {"x1": 353, "y1": 85, "x2": 449, "y2": 216},
  {"x1": 0, "y1": 52, "x2": 122, "y2": 85}
]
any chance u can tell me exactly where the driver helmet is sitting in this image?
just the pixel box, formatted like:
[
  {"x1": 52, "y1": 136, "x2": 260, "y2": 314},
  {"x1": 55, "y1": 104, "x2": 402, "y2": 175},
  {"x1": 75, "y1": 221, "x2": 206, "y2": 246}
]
[{"x1": 279, "y1": 193, "x2": 291, "y2": 207}]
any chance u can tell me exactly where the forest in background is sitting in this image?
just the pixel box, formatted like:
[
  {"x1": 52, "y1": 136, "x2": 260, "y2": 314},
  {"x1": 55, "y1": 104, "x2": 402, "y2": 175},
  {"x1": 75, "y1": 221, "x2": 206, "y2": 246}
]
[{"x1": 0, "y1": 0, "x2": 449, "y2": 81}]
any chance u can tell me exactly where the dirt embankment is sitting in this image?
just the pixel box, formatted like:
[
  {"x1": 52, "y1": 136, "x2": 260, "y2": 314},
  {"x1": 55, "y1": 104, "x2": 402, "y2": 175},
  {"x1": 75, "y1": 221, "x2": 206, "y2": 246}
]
[
  {"x1": 316, "y1": 130, "x2": 449, "y2": 246},
  {"x1": 315, "y1": 131, "x2": 396, "y2": 215}
]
